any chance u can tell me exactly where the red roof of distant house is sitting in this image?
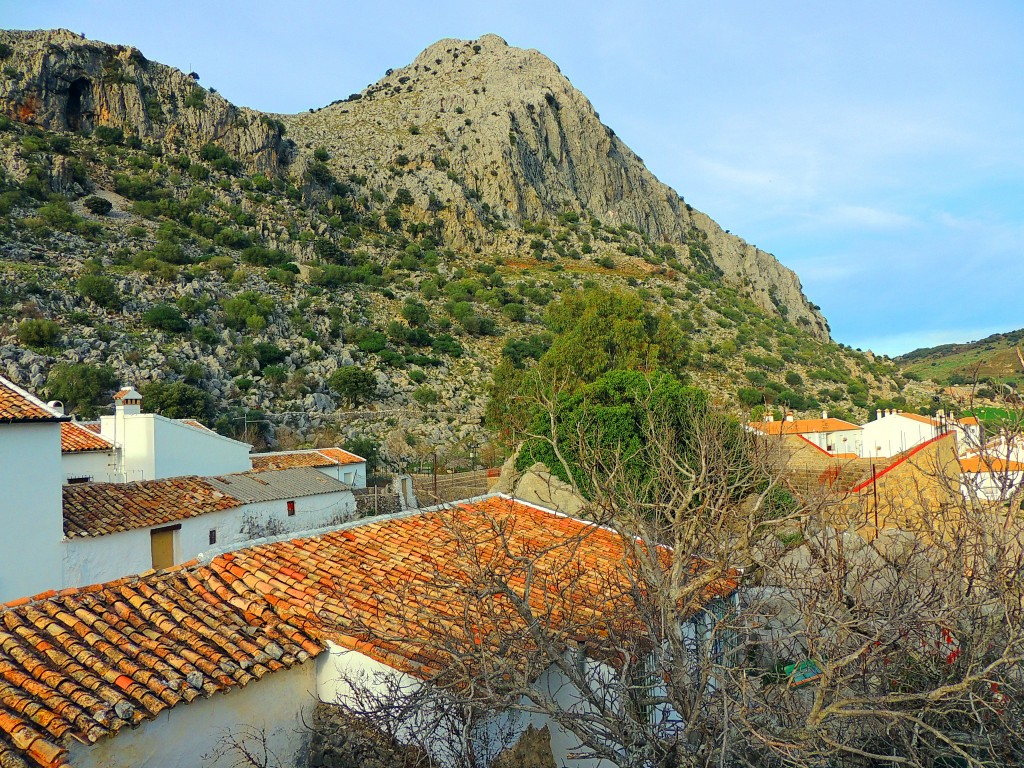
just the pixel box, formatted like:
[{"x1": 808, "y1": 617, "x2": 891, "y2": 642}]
[
  {"x1": 0, "y1": 376, "x2": 65, "y2": 423},
  {"x1": 250, "y1": 448, "x2": 365, "y2": 472},
  {"x1": 60, "y1": 421, "x2": 114, "y2": 453},
  {"x1": 749, "y1": 417, "x2": 861, "y2": 436},
  {"x1": 959, "y1": 456, "x2": 1024, "y2": 473}
]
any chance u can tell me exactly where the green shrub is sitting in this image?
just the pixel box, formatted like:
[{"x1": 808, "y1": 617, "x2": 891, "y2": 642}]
[
  {"x1": 76, "y1": 274, "x2": 121, "y2": 309},
  {"x1": 83, "y1": 196, "x2": 113, "y2": 215},
  {"x1": 357, "y1": 332, "x2": 387, "y2": 353},
  {"x1": 253, "y1": 342, "x2": 286, "y2": 367},
  {"x1": 412, "y1": 386, "x2": 439, "y2": 406},
  {"x1": 431, "y1": 334, "x2": 463, "y2": 357},
  {"x1": 92, "y1": 126, "x2": 124, "y2": 145},
  {"x1": 401, "y1": 298, "x2": 430, "y2": 327},
  {"x1": 184, "y1": 87, "x2": 206, "y2": 110},
  {"x1": 409, "y1": 369, "x2": 427, "y2": 384},
  {"x1": 17, "y1": 318, "x2": 61, "y2": 349},
  {"x1": 738, "y1": 387, "x2": 765, "y2": 407},
  {"x1": 143, "y1": 304, "x2": 189, "y2": 333},
  {"x1": 193, "y1": 325, "x2": 218, "y2": 346},
  {"x1": 221, "y1": 291, "x2": 273, "y2": 331}
]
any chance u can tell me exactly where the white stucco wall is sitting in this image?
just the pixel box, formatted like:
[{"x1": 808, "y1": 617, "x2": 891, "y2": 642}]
[
  {"x1": 861, "y1": 415, "x2": 938, "y2": 458},
  {"x1": 804, "y1": 428, "x2": 862, "y2": 455},
  {"x1": 310, "y1": 461, "x2": 366, "y2": 489},
  {"x1": 960, "y1": 470, "x2": 1024, "y2": 501},
  {"x1": 68, "y1": 660, "x2": 317, "y2": 768},
  {"x1": 0, "y1": 422, "x2": 65, "y2": 603},
  {"x1": 99, "y1": 413, "x2": 251, "y2": 481},
  {"x1": 63, "y1": 490, "x2": 357, "y2": 586},
  {"x1": 316, "y1": 642, "x2": 621, "y2": 768},
  {"x1": 62, "y1": 449, "x2": 119, "y2": 483},
  {"x1": 152, "y1": 418, "x2": 251, "y2": 479}
]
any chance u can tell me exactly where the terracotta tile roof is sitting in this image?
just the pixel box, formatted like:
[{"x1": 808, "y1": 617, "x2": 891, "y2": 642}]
[
  {"x1": 180, "y1": 419, "x2": 215, "y2": 433},
  {"x1": 316, "y1": 448, "x2": 365, "y2": 465},
  {"x1": 748, "y1": 417, "x2": 861, "y2": 436},
  {"x1": 59, "y1": 423, "x2": 113, "y2": 453},
  {"x1": 62, "y1": 478, "x2": 241, "y2": 538},
  {"x1": 957, "y1": 416, "x2": 980, "y2": 427},
  {"x1": 0, "y1": 568, "x2": 321, "y2": 768},
  {"x1": 211, "y1": 496, "x2": 739, "y2": 679},
  {"x1": 0, "y1": 378, "x2": 64, "y2": 424},
  {"x1": 0, "y1": 495, "x2": 737, "y2": 767},
  {"x1": 250, "y1": 448, "x2": 364, "y2": 472},
  {"x1": 78, "y1": 423, "x2": 102, "y2": 434},
  {"x1": 959, "y1": 456, "x2": 1024, "y2": 473}
]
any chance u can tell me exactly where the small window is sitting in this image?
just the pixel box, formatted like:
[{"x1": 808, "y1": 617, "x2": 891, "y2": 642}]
[
  {"x1": 287, "y1": 500, "x2": 296, "y2": 516},
  {"x1": 67, "y1": 476, "x2": 92, "y2": 484},
  {"x1": 209, "y1": 529, "x2": 217, "y2": 545}
]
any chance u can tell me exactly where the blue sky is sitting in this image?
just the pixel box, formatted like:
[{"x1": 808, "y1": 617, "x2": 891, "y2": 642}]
[{"x1": 4, "y1": 0, "x2": 1022, "y2": 356}]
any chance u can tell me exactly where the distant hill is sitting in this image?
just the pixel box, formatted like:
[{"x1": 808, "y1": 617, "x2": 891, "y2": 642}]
[{"x1": 897, "y1": 329, "x2": 1024, "y2": 386}]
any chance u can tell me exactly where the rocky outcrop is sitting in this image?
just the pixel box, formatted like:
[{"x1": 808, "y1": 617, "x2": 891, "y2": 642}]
[
  {"x1": 283, "y1": 34, "x2": 828, "y2": 338},
  {"x1": 493, "y1": 458, "x2": 588, "y2": 517},
  {"x1": 0, "y1": 29, "x2": 287, "y2": 173}
]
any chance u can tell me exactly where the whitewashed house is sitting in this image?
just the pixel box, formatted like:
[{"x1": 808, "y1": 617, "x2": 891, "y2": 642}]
[
  {"x1": 60, "y1": 420, "x2": 118, "y2": 483},
  {"x1": 61, "y1": 467, "x2": 357, "y2": 586},
  {"x1": 747, "y1": 412, "x2": 863, "y2": 456},
  {"x1": 860, "y1": 409, "x2": 981, "y2": 459},
  {"x1": 0, "y1": 376, "x2": 67, "y2": 603},
  {"x1": 251, "y1": 447, "x2": 368, "y2": 488},
  {"x1": 95, "y1": 386, "x2": 252, "y2": 481}
]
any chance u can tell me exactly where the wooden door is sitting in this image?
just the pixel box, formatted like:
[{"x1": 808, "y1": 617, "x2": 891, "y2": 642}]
[{"x1": 150, "y1": 527, "x2": 177, "y2": 570}]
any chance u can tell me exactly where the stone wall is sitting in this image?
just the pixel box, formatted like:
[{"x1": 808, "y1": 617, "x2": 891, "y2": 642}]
[{"x1": 308, "y1": 704, "x2": 425, "y2": 768}]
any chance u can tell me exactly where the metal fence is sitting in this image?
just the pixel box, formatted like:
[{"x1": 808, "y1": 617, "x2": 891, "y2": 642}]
[{"x1": 409, "y1": 468, "x2": 502, "y2": 506}]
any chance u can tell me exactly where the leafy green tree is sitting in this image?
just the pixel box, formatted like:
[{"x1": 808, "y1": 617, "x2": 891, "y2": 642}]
[
  {"x1": 543, "y1": 286, "x2": 687, "y2": 381},
  {"x1": 44, "y1": 363, "x2": 117, "y2": 417},
  {"x1": 139, "y1": 381, "x2": 213, "y2": 420},
  {"x1": 516, "y1": 369, "x2": 711, "y2": 501},
  {"x1": 76, "y1": 274, "x2": 121, "y2": 309},
  {"x1": 329, "y1": 366, "x2": 377, "y2": 407}
]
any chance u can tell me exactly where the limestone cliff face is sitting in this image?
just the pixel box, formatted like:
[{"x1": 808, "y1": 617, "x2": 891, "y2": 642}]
[
  {"x1": 283, "y1": 34, "x2": 829, "y2": 339},
  {"x1": 0, "y1": 29, "x2": 828, "y2": 338},
  {"x1": 0, "y1": 29, "x2": 286, "y2": 173}
]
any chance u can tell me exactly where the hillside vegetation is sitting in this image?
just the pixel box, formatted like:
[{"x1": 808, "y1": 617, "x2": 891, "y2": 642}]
[
  {"x1": 0, "y1": 29, "x2": 933, "y2": 465},
  {"x1": 898, "y1": 329, "x2": 1024, "y2": 391}
]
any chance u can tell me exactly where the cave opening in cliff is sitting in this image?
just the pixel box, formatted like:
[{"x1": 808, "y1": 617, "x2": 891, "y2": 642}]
[{"x1": 66, "y1": 77, "x2": 92, "y2": 131}]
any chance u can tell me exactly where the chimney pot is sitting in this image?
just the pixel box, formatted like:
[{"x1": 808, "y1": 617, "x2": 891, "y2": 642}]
[{"x1": 46, "y1": 400, "x2": 65, "y2": 416}]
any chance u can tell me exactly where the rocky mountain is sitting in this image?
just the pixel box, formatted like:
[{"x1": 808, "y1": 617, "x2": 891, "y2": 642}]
[
  {"x1": 0, "y1": 28, "x2": 916, "y2": 464},
  {"x1": 283, "y1": 34, "x2": 828, "y2": 338}
]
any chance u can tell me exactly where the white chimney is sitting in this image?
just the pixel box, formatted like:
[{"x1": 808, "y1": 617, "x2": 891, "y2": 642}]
[
  {"x1": 822, "y1": 410, "x2": 828, "y2": 420},
  {"x1": 114, "y1": 385, "x2": 143, "y2": 416},
  {"x1": 785, "y1": 413, "x2": 795, "y2": 422},
  {"x1": 766, "y1": 413, "x2": 774, "y2": 422},
  {"x1": 876, "y1": 409, "x2": 882, "y2": 420},
  {"x1": 47, "y1": 400, "x2": 65, "y2": 416}
]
